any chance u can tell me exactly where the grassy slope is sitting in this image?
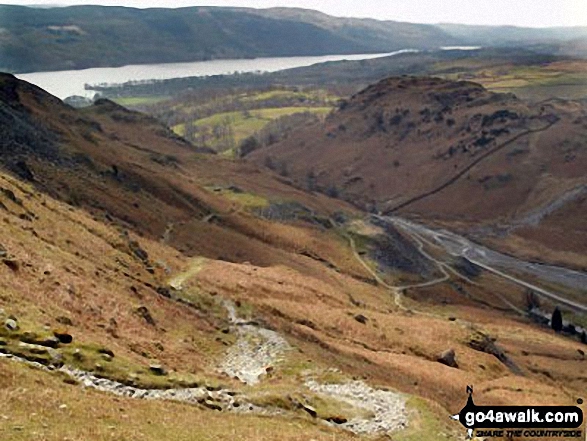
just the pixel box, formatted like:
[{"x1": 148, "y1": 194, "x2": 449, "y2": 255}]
[{"x1": 173, "y1": 107, "x2": 332, "y2": 142}]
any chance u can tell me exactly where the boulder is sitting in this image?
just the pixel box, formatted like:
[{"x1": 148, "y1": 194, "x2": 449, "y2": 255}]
[
  {"x1": 20, "y1": 332, "x2": 60, "y2": 348},
  {"x1": 4, "y1": 318, "x2": 18, "y2": 331},
  {"x1": 55, "y1": 316, "x2": 74, "y2": 326},
  {"x1": 437, "y1": 348, "x2": 458, "y2": 368},
  {"x1": 149, "y1": 364, "x2": 167, "y2": 376},
  {"x1": 202, "y1": 400, "x2": 222, "y2": 411},
  {"x1": 2, "y1": 258, "x2": 19, "y2": 272},
  {"x1": 15, "y1": 342, "x2": 63, "y2": 366},
  {"x1": 354, "y1": 314, "x2": 368, "y2": 325},
  {"x1": 301, "y1": 403, "x2": 317, "y2": 418},
  {"x1": 135, "y1": 306, "x2": 156, "y2": 326},
  {"x1": 98, "y1": 347, "x2": 115, "y2": 358},
  {"x1": 53, "y1": 329, "x2": 73, "y2": 344}
]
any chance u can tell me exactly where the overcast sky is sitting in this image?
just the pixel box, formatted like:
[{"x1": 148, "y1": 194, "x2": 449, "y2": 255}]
[{"x1": 5, "y1": 0, "x2": 587, "y2": 28}]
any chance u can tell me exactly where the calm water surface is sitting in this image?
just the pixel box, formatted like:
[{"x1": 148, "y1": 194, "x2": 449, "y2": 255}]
[{"x1": 16, "y1": 51, "x2": 417, "y2": 99}]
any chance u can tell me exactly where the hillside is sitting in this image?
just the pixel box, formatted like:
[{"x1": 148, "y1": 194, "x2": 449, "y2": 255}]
[
  {"x1": 1, "y1": 75, "x2": 586, "y2": 440},
  {"x1": 437, "y1": 23, "x2": 587, "y2": 46},
  {"x1": 0, "y1": 5, "x2": 458, "y2": 73},
  {"x1": 248, "y1": 77, "x2": 587, "y2": 269}
]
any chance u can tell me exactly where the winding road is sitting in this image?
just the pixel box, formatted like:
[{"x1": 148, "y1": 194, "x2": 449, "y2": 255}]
[{"x1": 383, "y1": 216, "x2": 587, "y2": 313}]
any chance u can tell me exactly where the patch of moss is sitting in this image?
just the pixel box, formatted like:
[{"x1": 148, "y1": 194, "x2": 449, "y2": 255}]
[
  {"x1": 394, "y1": 396, "x2": 457, "y2": 441},
  {"x1": 249, "y1": 389, "x2": 372, "y2": 422}
]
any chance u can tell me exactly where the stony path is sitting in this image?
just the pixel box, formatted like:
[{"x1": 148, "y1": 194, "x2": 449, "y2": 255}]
[
  {"x1": 219, "y1": 301, "x2": 291, "y2": 385},
  {"x1": 0, "y1": 352, "x2": 262, "y2": 413},
  {"x1": 305, "y1": 380, "x2": 408, "y2": 435}
]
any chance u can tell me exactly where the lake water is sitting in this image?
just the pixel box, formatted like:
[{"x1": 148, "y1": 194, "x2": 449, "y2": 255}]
[{"x1": 16, "y1": 50, "x2": 418, "y2": 99}]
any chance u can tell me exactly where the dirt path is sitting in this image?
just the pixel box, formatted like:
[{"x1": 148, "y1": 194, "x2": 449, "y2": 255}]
[
  {"x1": 167, "y1": 257, "x2": 207, "y2": 290},
  {"x1": 219, "y1": 301, "x2": 291, "y2": 385}
]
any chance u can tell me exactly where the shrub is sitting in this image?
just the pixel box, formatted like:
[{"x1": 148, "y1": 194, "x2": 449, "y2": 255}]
[{"x1": 551, "y1": 307, "x2": 563, "y2": 332}]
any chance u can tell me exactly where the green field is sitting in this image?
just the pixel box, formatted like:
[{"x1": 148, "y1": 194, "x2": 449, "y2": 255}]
[
  {"x1": 239, "y1": 89, "x2": 337, "y2": 103},
  {"x1": 113, "y1": 96, "x2": 171, "y2": 107},
  {"x1": 437, "y1": 62, "x2": 587, "y2": 101},
  {"x1": 173, "y1": 106, "x2": 332, "y2": 152}
]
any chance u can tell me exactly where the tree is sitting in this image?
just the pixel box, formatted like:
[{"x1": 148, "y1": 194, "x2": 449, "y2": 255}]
[
  {"x1": 551, "y1": 307, "x2": 563, "y2": 333},
  {"x1": 238, "y1": 135, "x2": 260, "y2": 157},
  {"x1": 326, "y1": 184, "x2": 340, "y2": 198},
  {"x1": 306, "y1": 169, "x2": 317, "y2": 191}
]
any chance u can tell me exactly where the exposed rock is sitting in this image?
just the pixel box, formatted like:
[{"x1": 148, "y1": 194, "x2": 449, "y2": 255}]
[
  {"x1": 468, "y1": 331, "x2": 522, "y2": 374},
  {"x1": 301, "y1": 403, "x2": 317, "y2": 418},
  {"x1": 437, "y1": 348, "x2": 458, "y2": 368},
  {"x1": 135, "y1": 306, "x2": 156, "y2": 326},
  {"x1": 327, "y1": 416, "x2": 348, "y2": 424},
  {"x1": 202, "y1": 400, "x2": 222, "y2": 411},
  {"x1": 0, "y1": 244, "x2": 7, "y2": 258},
  {"x1": 13, "y1": 342, "x2": 63, "y2": 366},
  {"x1": 219, "y1": 301, "x2": 291, "y2": 385},
  {"x1": 156, "y1": 286, "x2": 172, "y2": 298},
  {"x1": 149, "y1": 364, "x2": 167, "y2": 376},
  {"x1": 53, "y1": 329, "x2": 73, "y2": 344},
  {"x1": 4, "y1": 318, "x2": 18, "y2": 331},
  {"x1": 55, "y1": 316, "x2": 74, "y2": 326},
  {"x1": 19, "y1": 332, "x2": 60, "y2": 348},
  {"x1": 129, "y1": 240, "x2": 149, "y2": 262},
  {"x1": 305, "y1": 380, "x2": 408, "y2": 434},
  {"x1": 2, "y1": 258, "x2": 19, "y2": 272},
  {"x1": 354, "y1": 314, "x2": 368, "y2": 325},
  {"x1": 98, "y1": 348, "x2": 114, "y2": 358}
]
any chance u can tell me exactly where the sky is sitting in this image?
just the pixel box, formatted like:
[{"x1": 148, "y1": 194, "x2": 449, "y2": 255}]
[{"x1": 5, "y1": 0, "x2": 587, "y2": 28}]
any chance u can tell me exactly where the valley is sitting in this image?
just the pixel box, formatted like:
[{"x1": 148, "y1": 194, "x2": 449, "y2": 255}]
[{"x1": 1, "y1": 5, "x2": 587, "y2": 439}]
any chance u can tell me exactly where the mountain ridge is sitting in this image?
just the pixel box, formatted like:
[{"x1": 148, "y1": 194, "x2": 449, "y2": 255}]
[
  {"x1": 2, "y1": 5, "x2": 587, "y2": 74},
  {"x1": 0, "y1": 4, "x2": 456, "y2": 73}
]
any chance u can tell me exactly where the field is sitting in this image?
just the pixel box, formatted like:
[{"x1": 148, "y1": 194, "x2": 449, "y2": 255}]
[
  {"x1": 173, "y1": 106, "x2": 332, "y2": 155},
  {"x1": 435, "y1": 60, "x2": 587, "y2": 101},
  {"x1": 131, "y1": 87, "x2": 338, "y2": 156},
  {"x1": 112, "y1": 96, "x2": 171, "y2": 107}
]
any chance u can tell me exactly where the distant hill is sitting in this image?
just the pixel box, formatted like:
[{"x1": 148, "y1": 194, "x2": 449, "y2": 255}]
[
  {"x1": 437, "y1": 23, "x2": 587, "y2": 46},
  {"x1": 0, "y1": 5, "x2": 458, "y2": 73},
  {"x1": 3, "y1": 5, "x2": 586, "y2": 74}
]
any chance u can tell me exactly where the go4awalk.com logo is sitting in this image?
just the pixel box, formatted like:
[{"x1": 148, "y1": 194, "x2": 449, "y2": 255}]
[{"x1": 452, "y1": 386, "x2": 585, "y2": 439}]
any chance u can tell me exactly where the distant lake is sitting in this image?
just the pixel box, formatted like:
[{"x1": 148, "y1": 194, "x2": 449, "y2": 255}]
[{"x1": 16, "y1": 50, "x2": 418, "y2": 100}]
